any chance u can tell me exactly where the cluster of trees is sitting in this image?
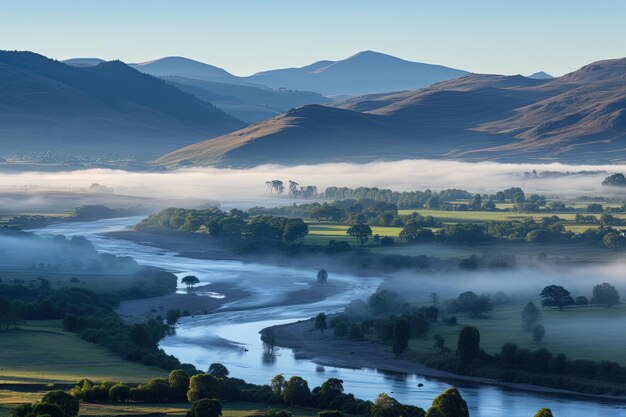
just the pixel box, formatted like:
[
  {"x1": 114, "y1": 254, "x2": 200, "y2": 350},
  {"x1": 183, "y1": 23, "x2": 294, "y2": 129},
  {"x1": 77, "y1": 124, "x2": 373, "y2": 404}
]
[
  {"x1": 427, "y1": 326, "x2": 626, "y2": 396},
  {"x1": 13, "y1": 391, "x2": 79, "y2": 417},
  {"x1": 323, "y1": 187, "x2": 473, "y2": 209},
  {"x1": 69, "y1": 366, "x2": 377, "y2": 416},
  {"x1": 540, "y1": 283, "x2": 620, "y2": 310},
  {"x1": 324, "y1": 290, "x2": 443, "y2": 356},
  {"x1": 398, "y1": 216, "x2": 626, "y2": 249},
  {"x1": 265, "y1": 180, "x2": 318, "y2": 198},
  {"x1": 521, "y1": 302, "x2": 545, "y2": 342},
  {"x1": 137, "y1": 208, "x2": 309, "y2": 243},
  {"x1": 0, "y1": 272, "x2": 182, "y2": 370}
]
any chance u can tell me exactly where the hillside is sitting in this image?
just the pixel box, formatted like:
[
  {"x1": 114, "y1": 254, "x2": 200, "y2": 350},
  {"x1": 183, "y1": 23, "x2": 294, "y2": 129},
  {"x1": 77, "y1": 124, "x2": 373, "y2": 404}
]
[
  {"x1": 0, "y1": 51, "x2": 244, "y2": 160},
  {"x1": 245, "y1": 50, "x2": 469, "y2": 96},
  {"x1": 129, "y1": 56, "x2": 254, "y2": 85},
  {"x1": 166, "y1": 76, "x2": 330, "y2": 122},
  {"x1": 157, "y1": 57, "x2": 626, "y2": 167}
]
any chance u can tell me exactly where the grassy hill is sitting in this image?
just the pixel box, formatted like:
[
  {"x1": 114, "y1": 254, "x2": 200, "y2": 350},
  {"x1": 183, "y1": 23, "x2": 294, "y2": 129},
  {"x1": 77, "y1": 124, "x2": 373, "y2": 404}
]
[
  {"x1": 0, "y1": 51, "x2": 245, "y2": 160},
  {"x1": 158, "y1": 58, "x2": 626, "y2": 167}
]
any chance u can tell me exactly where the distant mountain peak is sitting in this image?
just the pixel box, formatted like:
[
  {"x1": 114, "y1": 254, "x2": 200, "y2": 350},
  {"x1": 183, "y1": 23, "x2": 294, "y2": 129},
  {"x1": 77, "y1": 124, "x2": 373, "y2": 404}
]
[{"x1": 528, "y1": 71, "x2": 553, "y2": 79}]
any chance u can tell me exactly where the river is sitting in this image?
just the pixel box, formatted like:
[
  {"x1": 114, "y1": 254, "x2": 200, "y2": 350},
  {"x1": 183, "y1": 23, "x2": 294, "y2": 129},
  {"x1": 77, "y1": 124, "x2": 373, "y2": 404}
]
[{"x1": 36, "y1": 218, "x2": 626, "y2": 417}]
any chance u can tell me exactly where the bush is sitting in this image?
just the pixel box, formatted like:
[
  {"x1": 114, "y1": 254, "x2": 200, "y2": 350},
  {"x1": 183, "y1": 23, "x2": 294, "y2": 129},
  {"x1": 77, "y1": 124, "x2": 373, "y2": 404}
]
[
  {"x1": 186, "y1": 399, "x2": 222, "y2": 417},
  {"x1": 40, "y1": 391, "x2": 79, "y2": 417}
]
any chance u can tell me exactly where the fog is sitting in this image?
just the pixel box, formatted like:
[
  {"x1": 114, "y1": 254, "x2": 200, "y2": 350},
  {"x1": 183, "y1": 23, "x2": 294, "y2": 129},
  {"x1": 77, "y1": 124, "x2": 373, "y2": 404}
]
[
  {"x1": 382, "y1": 261, "x2": 626, "y2": 302},
  {"x1": 0, "y1": 160, "x2": 625, "y2": 209}
]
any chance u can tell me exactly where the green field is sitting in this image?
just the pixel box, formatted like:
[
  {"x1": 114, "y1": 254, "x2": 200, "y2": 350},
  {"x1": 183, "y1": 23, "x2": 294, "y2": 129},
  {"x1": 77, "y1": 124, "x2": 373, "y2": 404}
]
[
  {"x1": 0, "y1": 398, "x2": 319, "y2": 417},
  {"x1": 0, "y1": 321, "x2": 165, "y2": 385},
  {"x1": 398, "y1": 209, "x2": 626, "y2": 224},
  {"x1": 408, "y1": 302, "x2": 626, "y2": 365},
  {"x1": 304, "y1": 223, "x2": 403, "y2": 246}
]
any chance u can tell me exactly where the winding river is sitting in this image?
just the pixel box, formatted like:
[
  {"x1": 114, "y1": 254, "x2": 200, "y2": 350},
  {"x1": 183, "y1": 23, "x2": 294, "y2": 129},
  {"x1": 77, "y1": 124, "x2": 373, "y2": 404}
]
[{"x1": 36, "y1": 218, "x2": 626, "y2": 417}]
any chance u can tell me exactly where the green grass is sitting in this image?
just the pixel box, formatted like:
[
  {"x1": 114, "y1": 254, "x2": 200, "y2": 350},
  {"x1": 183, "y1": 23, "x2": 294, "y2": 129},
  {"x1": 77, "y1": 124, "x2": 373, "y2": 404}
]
[
  {"x1": 408, "y1": 302, "x2": 626, "y2": 365},
  {"x1": 0, "y1": 321, "x2": 165, "y2": 385},
  {"x1": 398, "y1": 209, "x2": 626, "y2": 223},
  {"x1": 0, "y1": 398, "x2": 320, "y2": 417},
  {"x1": 304, "y1": 223, "x2": 402, "y2": 246}
]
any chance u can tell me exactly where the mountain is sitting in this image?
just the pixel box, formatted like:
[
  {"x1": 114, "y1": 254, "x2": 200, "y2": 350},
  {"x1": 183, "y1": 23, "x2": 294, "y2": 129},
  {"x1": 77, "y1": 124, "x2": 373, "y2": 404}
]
[
  {"x1": 157, "y1": 58, "x2": 626, "y2": 167},
  {"x1": 0, "y1": 51, "x2": 245, "y2": 160},
  {"x1": 63, "y1": 58, "x2": 105, "y2": 67},
  {"x1": 129, "y1": 56, "x2": 253, "y2": 85},
  {"x1": 165, "y1": 76, "x2": 330, "y2": 122},
  {"x1": 244, "y1": 51, "x2": 469, "y2": 96},
  {"x1": 528, "y1": 71, "x2": 553, "y2": 79}
]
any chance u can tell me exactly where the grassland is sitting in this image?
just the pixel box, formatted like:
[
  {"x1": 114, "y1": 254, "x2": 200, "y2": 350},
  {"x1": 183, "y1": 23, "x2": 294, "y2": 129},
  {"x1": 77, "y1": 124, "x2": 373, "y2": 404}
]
[
  {"x1": 0, "y1": 321, "x2": 165, "y2": 385},
  {"x1": 407, "y1": 302, "x2": 626, "y2": 365},
  {"x1": 304, "y1": 223, "x2": 402, "y2": 246},
  {"x1": 0, "y1": 398, "x2": 319, "y2": 417},
  {"x1": 398, "y1": 208, "x2": 626, "y2": 224}
]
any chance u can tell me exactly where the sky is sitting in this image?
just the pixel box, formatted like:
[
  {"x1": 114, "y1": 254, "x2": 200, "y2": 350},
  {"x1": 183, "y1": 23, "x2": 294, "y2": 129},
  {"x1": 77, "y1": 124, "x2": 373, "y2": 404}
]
[{"x1": 1, "y1": 0, "x2": 626, "y2": 77}]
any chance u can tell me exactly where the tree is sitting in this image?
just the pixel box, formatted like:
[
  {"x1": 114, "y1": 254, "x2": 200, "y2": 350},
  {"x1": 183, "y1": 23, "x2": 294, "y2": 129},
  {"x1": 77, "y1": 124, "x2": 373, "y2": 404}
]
[
  {"x1": 208, "y1": 363, "x2": 230, "y2": 379},
  {"x1": 392, "y1": 319, "x2": 410, "y2": 356},
  {"x1": 182, "y1": 275, "x2": 200, "y2": 290},
  {"x1": 318, "y1": 378, "x2": 344, "y2": 402},
  {"x1": 456, "y1": 292, "x2": 492, "y2": 317},
  {"x1": 592, "y1": 282, "x2": 620, "y2": 307},
  {"x1": 603, "y1": 233, "x2": 626, "y2": 249},
  {"x1": 315, "y1": 313, "x2": 327, "y2": 333},
  {"x1": 532, "y1": 324, "x2": 546, "y2": 343},
  {"x1": 283, "y1": 218, "x2": 309, "y2": 242},
  {"x1": 283, "y1": 376, "x2": 311, "y2": 406},
  {"x1": 399, "y1": 221, "x2": 434, "y2": 243},
  {"x1": 521, "y1": 302, "x2": 542, "y2": 332},
  {"x1": 540, "y1": 285, "x2": 573, "y2": 310},
  {"x1": 317, "y1": 269, "x2": 328, "y2": 284},
  {"x1": 186, "y1": 399, "x2": 222, "y2": 417},
  {"x1": 109, "y1": 384, "x2": 131, "y2": 402},
  {"x1": 168, "y1": 369, "x2": 190, "y2": 402},
  {"x1": 31, "y1": 403, "x2": 63, "y2": 417},
  {"x1": 271, "y1": 374, "x2": 286, "y2": 396},
  {"x1": 426, "y1": 388, "x2": 469, "y2": 417},
  {"x1": 370, "y1": 393, "x2": 404, "y2": 417},
  {"x1": 457, "y1": 326, "x2": 480, "y2": 367},
  {"x1": 534, "y1": 408, "x2": 554, "y2": 417},
  {"x1": 41, "y1": 391, "x2": 79, "y2": 417},
  {"x1": 187, "y1": 374, "x2": 220, "y2": 403},
  {"x1": 346, "y1": 224, "x2": 372, "y2": 246},
  {"x1": 166, "y1": 309, "x2": 182, "y2": 326},
  {"x1": 602, "y1": 173, "x2": 626, "y2": 187}
]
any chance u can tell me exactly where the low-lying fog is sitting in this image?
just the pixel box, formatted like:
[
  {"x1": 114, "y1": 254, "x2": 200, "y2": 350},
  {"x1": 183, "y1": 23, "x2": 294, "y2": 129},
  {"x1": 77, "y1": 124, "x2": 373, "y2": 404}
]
[
  {"x1": 0, "y1": 160, "x2": 625, "y2": 210},
  {"x1": 383, "y1": 261, "x2": 626, "y2": 302}
]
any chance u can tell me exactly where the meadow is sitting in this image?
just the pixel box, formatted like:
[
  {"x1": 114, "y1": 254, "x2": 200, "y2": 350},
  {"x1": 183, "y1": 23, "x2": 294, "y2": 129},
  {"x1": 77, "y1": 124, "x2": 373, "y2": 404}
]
[
  {"x1": 407, "y1": 302, "x2": 626, "y2": 365},
  {"x1": 0, "y1": 320, "x2": 166, "y2": 385}
]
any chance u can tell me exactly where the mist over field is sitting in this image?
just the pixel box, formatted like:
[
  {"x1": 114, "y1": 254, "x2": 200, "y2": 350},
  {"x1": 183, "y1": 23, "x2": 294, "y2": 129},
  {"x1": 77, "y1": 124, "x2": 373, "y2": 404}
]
[
  {"x1": 383, "y1": 261, "x2": 626, "y2": 301},
  {"x1": 1, "y1": 160, "x2": 624, "y2": 209}
]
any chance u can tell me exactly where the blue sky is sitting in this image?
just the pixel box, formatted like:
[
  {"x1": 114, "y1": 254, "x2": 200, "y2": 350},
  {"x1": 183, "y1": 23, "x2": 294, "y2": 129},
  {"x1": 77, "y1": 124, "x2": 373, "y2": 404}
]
[{"x1": 2, "y1": 0, "x2": 626, "y2": 76}]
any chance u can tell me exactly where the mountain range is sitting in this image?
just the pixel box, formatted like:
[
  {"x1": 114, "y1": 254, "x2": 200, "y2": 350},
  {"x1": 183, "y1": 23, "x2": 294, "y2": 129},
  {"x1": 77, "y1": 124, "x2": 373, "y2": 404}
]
[
  {"x1": 245, "y1": 51, "x2": 469, "y2": 96},
  {"x1": 0, "y1": 51, "x2": 244, "y2": 160},
  {"x1": 157, "y1": 57, "x2": 626, "y2": 167}
]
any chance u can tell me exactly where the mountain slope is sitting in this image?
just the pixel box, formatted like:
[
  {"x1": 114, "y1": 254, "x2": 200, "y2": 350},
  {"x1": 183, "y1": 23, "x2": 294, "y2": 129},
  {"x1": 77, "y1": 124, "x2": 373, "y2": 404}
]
[
  {"x1": 245, "y1": 51, "x2": 468, "y2": 96},
  {"x1": 130, "y1": 56, "x2": 255, "y2": 85},
  {"x1": 165, "y1": 76, "x2": 330, "y2": 123},
  {"x1": 158, "y1": 57, "x2": 626, "y2": 167},
  {"x1": 0, "y1": 51, "x2": 245, "y2": 160}
]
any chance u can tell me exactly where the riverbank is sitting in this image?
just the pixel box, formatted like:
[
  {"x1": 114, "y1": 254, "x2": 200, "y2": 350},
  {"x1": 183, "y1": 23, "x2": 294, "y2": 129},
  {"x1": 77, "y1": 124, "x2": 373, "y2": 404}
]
[
  {"x1": 116, "y1": 282, "x2": 250, "y2": 323},
  {"x1": 263, "y1": 318, "x2": 626, "y2": 402}
]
